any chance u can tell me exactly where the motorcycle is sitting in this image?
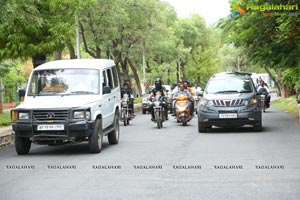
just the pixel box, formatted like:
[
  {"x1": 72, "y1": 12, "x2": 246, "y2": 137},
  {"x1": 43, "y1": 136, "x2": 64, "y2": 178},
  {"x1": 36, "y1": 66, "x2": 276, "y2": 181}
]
[
  {"x1": 120, "y1": 94, "x2": 133, "y2": 126},
  {"x1": 151, "y1": 91, "x2": 167, "y2": 129},
  {"x1": 193, "y1": 91, "x2": 202, "y2": 114},
  {"x1": 258, "y1": 88, "x2": 270, "y2": 112},
  {"x1": 175, "y1": 95, "x2": 192, "y2": 126}
]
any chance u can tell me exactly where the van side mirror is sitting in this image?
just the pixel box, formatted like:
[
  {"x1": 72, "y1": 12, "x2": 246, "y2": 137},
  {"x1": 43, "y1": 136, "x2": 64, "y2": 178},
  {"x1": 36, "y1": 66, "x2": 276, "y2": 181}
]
[{"x1": 103, "y1": 86, "x2": 111, "y2": 94}]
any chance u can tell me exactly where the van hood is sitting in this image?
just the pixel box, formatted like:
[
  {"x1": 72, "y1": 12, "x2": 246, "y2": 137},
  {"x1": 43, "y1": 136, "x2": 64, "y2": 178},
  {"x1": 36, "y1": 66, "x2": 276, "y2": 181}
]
[
  {"x1": 204, "y1": 92, "x2": 254, "y2": 100},
  {"x1": 17, "y1": 95, "x2": 101, "y2": 109}
]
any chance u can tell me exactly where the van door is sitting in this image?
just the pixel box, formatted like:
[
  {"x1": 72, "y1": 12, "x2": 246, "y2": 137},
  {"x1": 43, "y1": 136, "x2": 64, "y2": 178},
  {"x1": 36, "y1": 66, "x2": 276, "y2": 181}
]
[{"x1": 101, "y1": 70, "x2": 113, "y2": 129}]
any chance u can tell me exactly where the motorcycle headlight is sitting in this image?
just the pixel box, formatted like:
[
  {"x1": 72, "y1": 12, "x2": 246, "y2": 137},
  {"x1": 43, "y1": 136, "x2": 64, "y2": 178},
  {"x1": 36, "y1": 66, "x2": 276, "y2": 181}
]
[{"x1": 154, "y1": 101, "x2": 160, "y2": 107}]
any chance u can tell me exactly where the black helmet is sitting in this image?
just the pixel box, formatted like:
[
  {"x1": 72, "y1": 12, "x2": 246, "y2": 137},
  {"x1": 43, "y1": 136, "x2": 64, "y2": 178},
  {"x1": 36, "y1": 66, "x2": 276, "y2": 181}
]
[{"x1": 155, "y1": 78, "x2": 162, "y2": 90}]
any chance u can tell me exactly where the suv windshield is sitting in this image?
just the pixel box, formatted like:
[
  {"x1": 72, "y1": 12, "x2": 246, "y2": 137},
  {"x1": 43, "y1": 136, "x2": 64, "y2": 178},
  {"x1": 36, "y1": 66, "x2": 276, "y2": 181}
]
[
  {"x1": 28, "y1": 69, "x2": 99, "y2": 96},
  {"x1": 206, "y1": 78, "x2": 253, "y2": 94}
]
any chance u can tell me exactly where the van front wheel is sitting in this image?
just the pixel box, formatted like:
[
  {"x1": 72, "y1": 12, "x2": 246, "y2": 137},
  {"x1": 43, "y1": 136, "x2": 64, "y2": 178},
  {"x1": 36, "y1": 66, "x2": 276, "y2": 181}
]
[
  {"x1": 15, "y1": 136, "x2": 31, "y2": 155},
  {"x1": 108, "y1": 110, "x2": 120, "y2": 145},
  {"x1": 89, "y1": 119, "x2": 103, "y2": 153}
]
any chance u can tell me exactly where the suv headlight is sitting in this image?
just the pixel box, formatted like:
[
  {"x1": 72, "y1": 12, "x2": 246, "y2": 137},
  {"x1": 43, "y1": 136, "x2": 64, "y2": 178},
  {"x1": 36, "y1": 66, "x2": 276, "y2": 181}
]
[{"x1": 200, "y1": 99, "x2": 214, "y2": 107}]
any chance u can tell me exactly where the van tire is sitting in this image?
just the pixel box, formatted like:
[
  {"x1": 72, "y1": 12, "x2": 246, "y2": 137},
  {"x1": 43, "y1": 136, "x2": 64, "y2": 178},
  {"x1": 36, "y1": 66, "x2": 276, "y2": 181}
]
[
  {"x1": 15, "y1": 136, "x2": 31, "y2": 155},
  {"x1": 108, "y1": 110, "x2": 120, "y2": 145},
  {"x1": 89, "y1": 119, "x2": 103, "y2": 153}
]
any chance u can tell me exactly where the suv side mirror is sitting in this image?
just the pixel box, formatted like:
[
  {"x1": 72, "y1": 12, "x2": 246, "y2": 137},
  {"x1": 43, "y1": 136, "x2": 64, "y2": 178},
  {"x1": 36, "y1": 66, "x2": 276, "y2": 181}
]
[
  {"x1": 197, "y1": 91, "x2": 203, "y2": 97},
  {"x1": 103, "y1": 86, "x2": 111, "y2": 94}
]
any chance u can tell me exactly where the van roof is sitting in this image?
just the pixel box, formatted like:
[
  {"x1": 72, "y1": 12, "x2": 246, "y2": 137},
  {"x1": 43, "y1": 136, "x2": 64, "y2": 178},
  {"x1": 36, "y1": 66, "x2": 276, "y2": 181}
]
[{"x1": 33, "y1": 59, "x2": 115, "y2": 70}]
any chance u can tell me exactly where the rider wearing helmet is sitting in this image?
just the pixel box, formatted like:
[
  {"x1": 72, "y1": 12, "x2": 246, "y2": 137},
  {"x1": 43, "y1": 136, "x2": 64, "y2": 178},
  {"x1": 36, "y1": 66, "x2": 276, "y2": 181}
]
[{"x1": 148, "y1": 78, "x2": 168, "y2": 120}]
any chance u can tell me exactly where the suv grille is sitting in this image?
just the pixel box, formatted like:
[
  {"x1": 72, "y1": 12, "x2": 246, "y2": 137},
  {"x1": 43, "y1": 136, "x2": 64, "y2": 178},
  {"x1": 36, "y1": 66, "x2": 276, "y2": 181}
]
[
  {"x1": 33, "y1": 110, "x2": 69, "y2": 121},
  {"x1": 213, "y1": 99, "x2": 244, "y2": 107}
]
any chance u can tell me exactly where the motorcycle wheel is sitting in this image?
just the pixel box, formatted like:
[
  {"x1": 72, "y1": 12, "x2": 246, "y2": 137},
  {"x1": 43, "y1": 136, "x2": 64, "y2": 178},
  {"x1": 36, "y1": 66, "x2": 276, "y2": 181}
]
[
  {"x1": 155, "y1": 111, "x2": 162, "y2": 129},
  {"x1": 123, "y1": 109, "x2": 127, "y2": 126}
]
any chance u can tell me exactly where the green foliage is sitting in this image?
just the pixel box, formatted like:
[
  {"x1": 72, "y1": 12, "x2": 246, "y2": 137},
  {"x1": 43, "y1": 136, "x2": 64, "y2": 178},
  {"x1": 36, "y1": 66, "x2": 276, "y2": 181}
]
[
  {"x1": 0, "y1": 0, "x2": 87, "y2": 61},
  {"x1": 282, "y1": 68, "x2": 300, "y2": 90},
  {"x1": 220, "y1": 0, "x2": 300, "y2": 95},
  {"x1": 0, "y1": 112, "x2": 11, "y2": 126},
  {"x1": 1, "y1": 62, "x2": 27, "y2": 102}
]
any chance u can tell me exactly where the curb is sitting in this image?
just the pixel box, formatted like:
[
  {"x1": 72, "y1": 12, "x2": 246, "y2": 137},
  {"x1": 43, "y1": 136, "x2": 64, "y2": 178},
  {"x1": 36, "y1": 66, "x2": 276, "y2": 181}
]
[
  {"x1": 0, "y1": 103, "x2": 143, "y2": 149},
  {"x1": 0, "y1": 127, "x2": 13, "y2": 149}
]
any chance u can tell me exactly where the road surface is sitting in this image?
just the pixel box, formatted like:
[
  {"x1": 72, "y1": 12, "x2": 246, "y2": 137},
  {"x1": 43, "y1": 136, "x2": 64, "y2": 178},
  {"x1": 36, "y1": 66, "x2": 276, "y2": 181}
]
[{"x1": 0, "y1": 106, "x2": 299, "y2": 200}]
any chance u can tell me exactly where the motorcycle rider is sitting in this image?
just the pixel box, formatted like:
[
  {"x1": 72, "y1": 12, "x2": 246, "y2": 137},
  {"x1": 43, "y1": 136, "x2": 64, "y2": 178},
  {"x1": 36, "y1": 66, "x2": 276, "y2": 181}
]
[
  {"x1": 257, "y1": 79, "x2": 271, "y2": 107},
  {"x1": 183, "y1": 80, "x2": 195, "y2": 116},
  {"x1": 173, "y1": 83, "x2": 193, "y2": 112},
  {"x1": 148, "y1": 78, "x2": 168, "y2": 120},
  {"x1": 193, "y1": 83, "x2": 202, "y2": 94},
  {"x1": 121, "y1": 82, "x2": 135, "y2": 117}
]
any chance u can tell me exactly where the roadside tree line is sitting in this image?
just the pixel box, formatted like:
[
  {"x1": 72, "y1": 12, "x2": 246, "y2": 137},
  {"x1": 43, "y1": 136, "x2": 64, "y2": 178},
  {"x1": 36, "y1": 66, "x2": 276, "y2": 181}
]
[
  {"x1": 219, "y1": 0, "x2": 300, "y2": 97},
  {"x1": 0, "y1": 0, "x2": 221, "y2": 99}
]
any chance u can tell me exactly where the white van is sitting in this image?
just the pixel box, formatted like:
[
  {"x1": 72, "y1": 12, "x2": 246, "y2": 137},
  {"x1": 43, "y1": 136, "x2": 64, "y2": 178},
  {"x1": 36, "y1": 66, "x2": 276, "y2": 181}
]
[{"x1": 11, "y1": 59, "x2": 120, "y2": 154}]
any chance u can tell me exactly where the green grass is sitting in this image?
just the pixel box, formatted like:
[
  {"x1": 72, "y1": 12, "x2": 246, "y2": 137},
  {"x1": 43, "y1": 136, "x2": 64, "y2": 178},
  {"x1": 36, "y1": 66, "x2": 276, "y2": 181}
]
[
  {"x1": 272, "y1": 95, "x2": 299, "y2": 116},
  {"x1": 0, "y1": 112, "x2": 11, "y2": 127},
  {"x1": 134, "y1": 97, "x2": 142, "y2": 104}
]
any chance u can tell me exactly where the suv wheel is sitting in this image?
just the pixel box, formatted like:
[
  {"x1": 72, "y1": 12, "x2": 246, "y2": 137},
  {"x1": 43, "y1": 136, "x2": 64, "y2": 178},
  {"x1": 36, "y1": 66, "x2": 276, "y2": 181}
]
[
  {"x1": 198, "y1": 122, "x2": 209, "y2": 133},
  {"x1": 108, "y1": 110, "x2": 120, "y2": 145},
  {"x1": 253, "y1": 121, "x2": 262, "y2": 132},
  {"x1": 15, "y1": 136, "x2": 31, "y2": 155},
  {"x1": 89, "y1": 119, "x2": 103, "y2": 153}
]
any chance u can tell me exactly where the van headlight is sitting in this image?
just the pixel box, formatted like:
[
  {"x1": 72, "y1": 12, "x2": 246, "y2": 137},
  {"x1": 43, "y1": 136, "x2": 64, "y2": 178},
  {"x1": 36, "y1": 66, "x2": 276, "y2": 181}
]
[
  {"x1": 19, "y1": 112, "x2": 30, "y2": 120},
  {"x1": 73, "y1": 110, "x2": 91, "y2": 120}
]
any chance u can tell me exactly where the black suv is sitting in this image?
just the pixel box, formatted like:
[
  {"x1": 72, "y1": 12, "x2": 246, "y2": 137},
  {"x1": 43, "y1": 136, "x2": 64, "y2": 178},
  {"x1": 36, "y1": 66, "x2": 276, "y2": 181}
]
[{"x1": 197, "y1": 72, "x2": 262, "y2": 132}]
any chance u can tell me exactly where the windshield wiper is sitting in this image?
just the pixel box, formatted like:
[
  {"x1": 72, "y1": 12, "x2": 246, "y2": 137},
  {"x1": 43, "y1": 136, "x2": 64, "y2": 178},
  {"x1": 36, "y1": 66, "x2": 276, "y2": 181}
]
[
  {"x1": 68, "y1": 91, "x2": 95, "y2": 94},
  {"x1": 239, "y1": 90, "x2": 252, "y2": 93},
  {"x1": 215, "y1": 90, "x2": 238, "y2": 94}
]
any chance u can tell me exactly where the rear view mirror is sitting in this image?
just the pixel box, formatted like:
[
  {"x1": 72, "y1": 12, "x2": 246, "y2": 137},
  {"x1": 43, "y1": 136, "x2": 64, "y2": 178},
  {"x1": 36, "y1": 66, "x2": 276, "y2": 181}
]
[{"x1": 103, "y1": 86, "x2": 111, "y2": 94}]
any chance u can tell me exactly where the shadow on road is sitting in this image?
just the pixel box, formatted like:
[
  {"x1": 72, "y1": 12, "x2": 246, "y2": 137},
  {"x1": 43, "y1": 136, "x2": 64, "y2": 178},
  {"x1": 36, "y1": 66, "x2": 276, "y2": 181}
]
[{"x1": 26, "y1": 142, "x2": 112, "y2": 156}]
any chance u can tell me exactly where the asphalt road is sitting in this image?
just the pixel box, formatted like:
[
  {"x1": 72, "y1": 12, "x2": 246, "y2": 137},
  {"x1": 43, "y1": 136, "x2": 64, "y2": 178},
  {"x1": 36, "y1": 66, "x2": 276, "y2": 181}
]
[{"x1": 0, "y1": 106, "x2": 300, "y2": 200}]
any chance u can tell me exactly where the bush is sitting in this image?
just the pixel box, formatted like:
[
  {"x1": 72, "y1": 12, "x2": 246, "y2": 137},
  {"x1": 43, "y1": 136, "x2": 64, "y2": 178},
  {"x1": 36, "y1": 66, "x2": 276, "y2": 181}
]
[{"x1": 0, "y1": 112, "x2": 11, "y2": 127}]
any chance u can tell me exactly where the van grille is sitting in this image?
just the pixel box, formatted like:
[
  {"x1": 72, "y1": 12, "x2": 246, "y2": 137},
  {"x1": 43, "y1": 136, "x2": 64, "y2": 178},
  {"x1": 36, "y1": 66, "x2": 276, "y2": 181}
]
[
  {"x1": 213, "y1": 99, "x2": 244, "y2": 107},
  {"x1": 33, "y1": 110, "x2": 69, "y2": 121}
]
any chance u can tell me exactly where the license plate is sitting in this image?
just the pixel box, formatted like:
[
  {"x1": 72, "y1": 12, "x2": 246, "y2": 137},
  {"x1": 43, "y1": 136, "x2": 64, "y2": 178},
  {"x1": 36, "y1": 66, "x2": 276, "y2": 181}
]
[
  {"x1": 37, "y1": 124, "x2": 64, "y2": 131},
  {"x1": 219, "y1": 113, "x2": 238, "y2": 119}
]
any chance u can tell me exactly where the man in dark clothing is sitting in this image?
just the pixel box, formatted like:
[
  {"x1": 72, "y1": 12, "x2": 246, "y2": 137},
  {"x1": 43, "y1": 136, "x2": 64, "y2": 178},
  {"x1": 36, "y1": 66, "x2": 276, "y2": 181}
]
[
  {"x1": 121, "y1": 82, "x2": 134, "y2": 116},
  {"x1": 147, "y1": 78, "x2": 168, "y2": 120}
]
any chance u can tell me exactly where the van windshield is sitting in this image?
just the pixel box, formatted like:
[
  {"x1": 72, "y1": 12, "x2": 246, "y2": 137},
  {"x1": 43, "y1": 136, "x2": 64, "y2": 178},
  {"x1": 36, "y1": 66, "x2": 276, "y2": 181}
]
[
  {"x1": 206, "y1": 78, "x2": 253, "y2": 94},
  {"x1": 28, "y1": 69, "x2": 99, "y2": 96}
]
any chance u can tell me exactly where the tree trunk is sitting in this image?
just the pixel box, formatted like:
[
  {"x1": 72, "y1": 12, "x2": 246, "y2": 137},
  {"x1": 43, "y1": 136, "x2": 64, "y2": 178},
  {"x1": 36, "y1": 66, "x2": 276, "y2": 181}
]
[
  {"x1": 264, "y1": 67, "x2": 281, "y2": 95},
  {"x1": 127, "y1": 57, "x2": 142, "y2": 97},
  {"x1": 120, "y1": 60, "x2": 130, "y2": 84},
  {"x1": 32, "y1": 54, "x2": 46, "y2": 68},
  {"x1": 277, "y1": 69, "x2": 293, "y2": 98},
  {"x1": 176, "y1": 61, "x2": 180, "y2": 82},
  {"x1": 54, "y1": 51, "x2": 62, "y2": 60},
  {"x1": 68, "y1": 43, "x2": 76, "y2": 59}
]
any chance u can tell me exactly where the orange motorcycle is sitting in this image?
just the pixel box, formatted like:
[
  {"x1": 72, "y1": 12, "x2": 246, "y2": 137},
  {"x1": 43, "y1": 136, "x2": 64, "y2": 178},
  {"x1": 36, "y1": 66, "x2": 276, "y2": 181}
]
[{"x1": 175, "y1": 95, "x2": 192, "y2": 126}]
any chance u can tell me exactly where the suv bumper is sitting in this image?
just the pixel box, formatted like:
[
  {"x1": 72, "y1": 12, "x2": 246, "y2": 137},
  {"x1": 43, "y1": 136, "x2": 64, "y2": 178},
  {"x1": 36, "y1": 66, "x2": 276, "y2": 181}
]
[{"x1": 198, "y1": 106, "x2": 262, "y2": 127}]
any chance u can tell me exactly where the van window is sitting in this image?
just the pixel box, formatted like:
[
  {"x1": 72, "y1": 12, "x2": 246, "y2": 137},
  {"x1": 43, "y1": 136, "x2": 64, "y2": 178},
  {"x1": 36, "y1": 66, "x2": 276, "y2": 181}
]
[
  {"x1": 112, "y1": 66, "x2": 119, "y2": 87},
  {"x1": 102, "y1": 70, "x2": 108, "y2": 87},
  {"x1": 106, "y1": 68, "x2": 114, "y2": 89}
]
